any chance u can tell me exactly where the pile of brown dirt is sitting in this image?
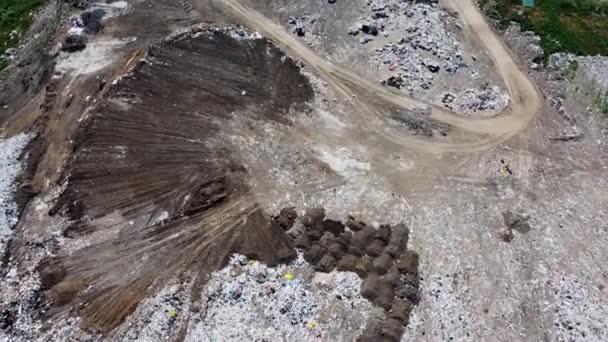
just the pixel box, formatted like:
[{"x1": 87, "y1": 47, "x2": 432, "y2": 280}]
[
  {"x1": 277, "y1": 208, "x2": 421, "y2": 342},
  {"x1": 38, "y1": 28, "x2": 313, "y2": 333}
]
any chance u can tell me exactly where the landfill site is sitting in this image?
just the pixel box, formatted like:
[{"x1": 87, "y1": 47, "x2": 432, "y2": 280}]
[{"x1": 0, "y1": 0, "x2": 607, "y2": 341}]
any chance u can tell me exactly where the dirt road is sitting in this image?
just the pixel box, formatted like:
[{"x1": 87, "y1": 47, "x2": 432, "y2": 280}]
[{"x1": 215, "y1": 0, "x2": 543, "y2": 153}]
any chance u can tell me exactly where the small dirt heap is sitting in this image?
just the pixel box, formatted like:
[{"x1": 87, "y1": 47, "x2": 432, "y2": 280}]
[{"x1": 274, "y1": 208, "x2": 421, "y2": 342}]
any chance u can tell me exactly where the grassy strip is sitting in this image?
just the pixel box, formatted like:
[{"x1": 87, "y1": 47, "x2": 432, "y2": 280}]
[
  {"x1": 0, "y1": 0, "x2": 47, "y2": 71},
  {"x1": 481, "y1": 0, "x2": 608, "y2": 60}
]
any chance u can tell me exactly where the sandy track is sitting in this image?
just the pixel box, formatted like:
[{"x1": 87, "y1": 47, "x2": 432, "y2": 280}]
[{"x1": 215, "y1": 0, "x2": 543, "y2": 153}]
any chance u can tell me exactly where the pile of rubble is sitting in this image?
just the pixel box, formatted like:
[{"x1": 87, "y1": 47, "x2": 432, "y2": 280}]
[
  {"x1": 454, "y1": 85, "x2": 510, "y2": 116},
  {"x1": 195, "y1": 254, "x2": 375, "y2": 341},
  {"x1": 352, "y1": 2, "x2": 466, "y2": 95}
]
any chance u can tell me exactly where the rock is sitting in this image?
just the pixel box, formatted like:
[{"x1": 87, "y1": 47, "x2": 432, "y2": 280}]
[
  {"x1": 305, "y1": 226, "x2": 324, "y2": 241},
  {"x1": 373, "y1": 279, "x2": 396, "y2": 310},
  {"x1": 328, "y1": 242, "x2": 346, "y2": 259},
  {"x1": 371, "y1": 253, "x2": 394, "y2": 275},
  {"x1": 335, "y1": 230, "x2": 352, "y2": 248},
  {"x1": 376, "y1": 224, "x2": 392, "y2": 243},
  {"x1": 303, "y1": 244, "x2": 325, "y2": 265},
  {"x1": 346, "y1": 216, "x2": 366, "y2": 231},
  {"x1": 273, "y1": 207, "x2": 298, "y2": 230},
  {"x1": 348, "y1": 239, "x2": 365, "y2": 256},
  {"x1": 361, "y1": 274, "x2": 380, "y2": 300},
  {"x1": 276, "y1": 247, "x2": 295, "y2": 264},
  {"x1": 355, "y1": 257, "x2": 372, "y2": 277},
  {"x1": 382, "y1": 268, "x2": 401, "y2": 287},
  {"x1": 315, "y1": 254, "x2": 337, "y2": 272},
  {"x1": 388, "y1": 223, "x2": 408, "y2": 248},
  {"x1": 389, "y1": 299, "x2": 413, "y2": 323},
  {"x1": 365, "y1": 238, "x2": 386, "y2": 257},
  {"x1": 301, "y1": 208, "x2": 325, "y2": 228},
  {"x1": 383, "y1": 243, "x2": 400, "y2": 258},
  {"x1": 336, "y1": 254, "x2": 358, "y2": 272},
  {"x1": 321, "y1": 219, "x2": 345, "y2": 236},
  {"x1": 62, "y1": 34, "x2": 88, "y2": 53},
  {"x1": 361, "y1": 23, "x2": 379, "y2": 36},
  {"x1": 318, "y1": 231, "x2": 337, "y2": 249},
  {"x1": 354, "y1": 225, "x2": 376, "y2": 245},
  {"x1": 81, "y1": 9, "x2": 106, "y2": 34},
  {"x1": 396, "y1": 250, "x2": 419, "y2": 274}
]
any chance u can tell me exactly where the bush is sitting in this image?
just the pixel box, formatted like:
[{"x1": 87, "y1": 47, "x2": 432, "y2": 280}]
[
  {"x1": 482, "y1": 0, "x2": 608, "y2": 60},
  {"x1": 0, "y1": 0, "x2": 47, "y2": 71}
]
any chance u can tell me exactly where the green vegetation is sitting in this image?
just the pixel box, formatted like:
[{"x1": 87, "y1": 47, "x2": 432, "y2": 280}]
[
  {"x1": 599, "y1": 92, "x2": 608, "y2": 114},
  {"x1": 565, "y1": 59, "x2": 579, "y2": 79},
  {"x1": 0, "y1": 0, "x2": 47, "y2": 71},
  {"x1": 481, "y1": 0, "x2": 608, "y2": 61}
]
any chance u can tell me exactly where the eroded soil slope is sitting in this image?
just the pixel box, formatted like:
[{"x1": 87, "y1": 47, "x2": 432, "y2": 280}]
[{"x1": 41, "y1": 29, "x2": 312, "y2": 332}]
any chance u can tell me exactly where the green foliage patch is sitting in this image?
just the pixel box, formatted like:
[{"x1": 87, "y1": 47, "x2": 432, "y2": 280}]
[
  {"x1": 481, "y1": 0, "x2": 608, "y2": 61},
  {"x1": 0, "y1": 0, "x2": 47, "y2": 71}
]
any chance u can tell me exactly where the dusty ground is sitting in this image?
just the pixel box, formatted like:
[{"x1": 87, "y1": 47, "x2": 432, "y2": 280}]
[{"x1": 0, "y1": 0, "x2": 607, "y2": 341}]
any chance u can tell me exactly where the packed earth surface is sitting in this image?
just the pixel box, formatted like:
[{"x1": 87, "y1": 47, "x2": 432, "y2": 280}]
[{"x1": 0, "y1": 0, "x2": 607, "y2": 341}]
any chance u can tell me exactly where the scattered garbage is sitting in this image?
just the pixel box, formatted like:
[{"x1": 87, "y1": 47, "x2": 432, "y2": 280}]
[
  {"x1": 500, "y1": 159, "x2": 512, "y2": 177},
  {"x1": 193, "y1": 254, "x2": 375, "y2": 341}
]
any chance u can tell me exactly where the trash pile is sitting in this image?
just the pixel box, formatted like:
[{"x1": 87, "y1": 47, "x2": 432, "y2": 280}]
[
  {"x1": 352, "y1": 2, "x2": 466, "y2": 95},
  {"x1": 503, "y1": 22, "x2": 543, "y2": 68},
  {"x1": 194, "y1": 254, "x2": 375, "y2": 341},
  {"x1": 192, "y1": 207, "x2": 422, "y2": 342},
  {"x1": 0, "y1": 133, "x2": 32, "y2": 258},
  {"x1": 455, "y1": 85, "x2": 510, "y2": 116},
  {"x1": 62, "y1": 1, "x2": 128, "y2": 53}
]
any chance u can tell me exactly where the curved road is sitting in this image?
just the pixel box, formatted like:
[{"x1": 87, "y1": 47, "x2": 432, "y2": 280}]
[{"x1": 216, "y1": 0, "x2": 543, "y2": 153}]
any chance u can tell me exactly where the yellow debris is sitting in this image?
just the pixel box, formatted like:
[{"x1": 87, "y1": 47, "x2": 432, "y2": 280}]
[
  {"x1": 248, "y1": 259, "x2": 255, "y2": 265},
  {"x1": 308, "y1": 320, "x2": 317, "y2": 329},
  {"x1": 284, "y1": 272, "x2": 293, "y2": 281},
  {"x1": 167, "y1": 310, "x2": 177, "y2": 317}
]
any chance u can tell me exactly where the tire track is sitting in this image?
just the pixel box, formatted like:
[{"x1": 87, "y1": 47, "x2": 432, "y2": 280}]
[{"x1": 216, "y1": 0, "x2": 543, "y2": 153}]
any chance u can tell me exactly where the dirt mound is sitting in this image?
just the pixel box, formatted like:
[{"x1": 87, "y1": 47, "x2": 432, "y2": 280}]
[
  {"x1": 288, "y1": 209, "x2": 420, "y2": 342},
  {"x1": 39, "y1": 28, "x2": 313, "y2": 333}
]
